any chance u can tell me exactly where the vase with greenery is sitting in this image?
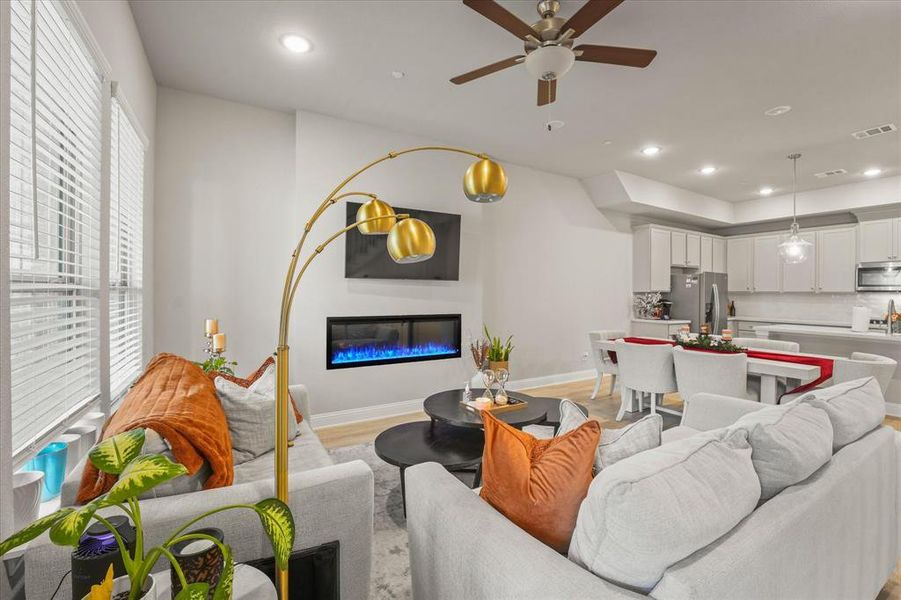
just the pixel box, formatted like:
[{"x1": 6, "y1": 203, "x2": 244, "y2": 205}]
[
  {"x1": 194, "y1": 354, "x2": 238, "y2": 376},
  {"x1": 0, "y1": 429, "x2": 295, "y2": 600},
  {"x1": 483, "y1": 325, "x2": 513, "y2": 372}
]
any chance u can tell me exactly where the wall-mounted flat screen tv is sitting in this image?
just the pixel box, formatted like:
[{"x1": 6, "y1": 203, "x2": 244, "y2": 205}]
[{"x1": 345, "y1": 202, "x2": 461, "y2": 280}]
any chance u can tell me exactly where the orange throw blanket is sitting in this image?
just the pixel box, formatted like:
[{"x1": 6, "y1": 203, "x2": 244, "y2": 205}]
[{"x1": 77, "y1": 353, "x2": 234, "y2": 504}]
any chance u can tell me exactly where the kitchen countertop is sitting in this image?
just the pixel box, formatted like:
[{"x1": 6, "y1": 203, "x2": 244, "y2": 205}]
[
  {"x1": 727, "y1": 316, "x2": 852, "y2": 327},
  {"x1": 756, "y1": 324, "x2": 901, "y2": 344},
  {"x1": 631, "y1": 319, "x2": 691, "y2": 324}
]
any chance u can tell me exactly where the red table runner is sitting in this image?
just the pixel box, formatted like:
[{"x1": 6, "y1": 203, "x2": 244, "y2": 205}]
[{"x1": 607, "y1": 337, "x2": 833, "y2": 398}]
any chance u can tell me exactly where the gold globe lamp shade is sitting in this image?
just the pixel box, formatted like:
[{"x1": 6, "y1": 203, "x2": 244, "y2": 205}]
[
  {"x1": 463, "y1": 158, "x2": 507, "y2": 203},
  {"x1": 387, "y1": 218, "x2": 436, "y2": 264},
  {"x1": 356, "y1": 198, "x2": 397, "y2": 235}
]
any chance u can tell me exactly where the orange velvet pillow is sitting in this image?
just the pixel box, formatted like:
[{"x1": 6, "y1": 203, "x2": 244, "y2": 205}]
[
  {"x1": 208, "y1": 357, "x2": 304, "y2": 423},
  {"x1": 479, "y1": 410, "x2": 601, "y2": 553}
]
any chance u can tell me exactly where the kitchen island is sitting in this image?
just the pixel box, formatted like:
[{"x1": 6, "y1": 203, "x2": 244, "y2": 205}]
[{"x1": 756, "y1": 324, "x2": 901, "y2": 412}]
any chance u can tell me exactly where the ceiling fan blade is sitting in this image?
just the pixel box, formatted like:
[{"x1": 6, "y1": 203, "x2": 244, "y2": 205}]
[
  {"x1": 575, "y1": 44, "x2": 657, "y2": 68},
  {"x1": 463, "y1": 0, "x2": 535, "y2": 40},
  {"x1": 450, "y1": 55, "x2": 524, "y2": 84},
  {"x1": 537, "y1": 79, "x2": 557, "y2": 106},
  {"x1": 560, "y1": 0, "x2": 625, "y2": 37}
]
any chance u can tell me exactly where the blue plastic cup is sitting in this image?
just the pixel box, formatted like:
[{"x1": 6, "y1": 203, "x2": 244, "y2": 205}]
[{"x1": 25, "y1": 442, "x2": 68, "y2": 501}]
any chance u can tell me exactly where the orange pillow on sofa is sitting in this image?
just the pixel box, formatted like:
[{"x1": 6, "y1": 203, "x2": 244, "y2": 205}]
[
  {"x1": 208, "y1": 357, "x2": 304, "y2": 423},
  {"x1": 479, "y1": 410, "x2": 600, "y2": 553}
]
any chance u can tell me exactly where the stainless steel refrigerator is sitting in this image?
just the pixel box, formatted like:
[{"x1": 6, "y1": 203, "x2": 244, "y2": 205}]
[{"x1": 670, "y1": 272, "x2": 729, "y2": 334}]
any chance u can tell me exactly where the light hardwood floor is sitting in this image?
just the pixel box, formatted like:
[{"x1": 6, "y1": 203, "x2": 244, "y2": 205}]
[{"x1": 314, "y1": 376, "x2": 901, "y2": 599}]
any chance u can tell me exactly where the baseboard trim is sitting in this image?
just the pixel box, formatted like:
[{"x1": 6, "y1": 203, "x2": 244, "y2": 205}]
[
  {"x1": 886, "y1": 403, "x2": 901, "y2": 418},
  {"x1": 312, "y1": 369, "x2": 596, "y2": 429}
]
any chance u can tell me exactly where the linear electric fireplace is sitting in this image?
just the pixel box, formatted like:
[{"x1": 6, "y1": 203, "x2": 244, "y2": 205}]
[{"x1": 326, "y1": 314, "x2": 461, "y2": 369}]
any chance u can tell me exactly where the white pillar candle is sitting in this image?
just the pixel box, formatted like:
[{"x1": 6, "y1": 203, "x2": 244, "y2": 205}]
[
  {"x1": 205, "y1": 319, "x2": 219, "y2": 335},
  {"x1": 212, "y1": 333, "x2": 226, "y2": 352}
]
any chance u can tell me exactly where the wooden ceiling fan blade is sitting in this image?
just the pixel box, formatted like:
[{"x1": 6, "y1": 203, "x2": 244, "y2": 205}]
[
  {"x1": 450, "y1": 55, "x2": 524, "y2": 84},
  {"x1": 537, "y1": 79, "x2": 557, "y2": 106},
  {"x1": 462, "y1": 0, "x2": 535, "y2": 40},
  {"x1": 575, "y1": 44, "x2": 657, "y2": 68},
  {"x1": 560, "y1": 0, "x2": 625, "y2": 37}
]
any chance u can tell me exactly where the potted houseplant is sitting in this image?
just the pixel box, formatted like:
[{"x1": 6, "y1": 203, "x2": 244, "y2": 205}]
[
  {"x1": 0, "y1": 428, "x2": 295, "y2": 600},
  {"x1": 483, "y1": 325, "x2": 513, "y2": 373}
]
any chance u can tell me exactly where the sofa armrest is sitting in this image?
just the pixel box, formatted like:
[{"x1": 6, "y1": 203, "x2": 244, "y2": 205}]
[
  {"x1": 290, "y1": 383, "x2": 311, "y2": 423},
  {"x1": 25, "y1": 460, "x2": 373, "y2": 600},
  {"x1": 680, "y1": 393, "x2": 765, "y2": 431},
  {"x1": 406, "y1": 462, "x2": 643, "y2": 600}
]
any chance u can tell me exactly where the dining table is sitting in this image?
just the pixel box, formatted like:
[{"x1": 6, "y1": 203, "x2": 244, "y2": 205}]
[{"x1": 595, "y1": 338, "x2": 823, "y2": 407}]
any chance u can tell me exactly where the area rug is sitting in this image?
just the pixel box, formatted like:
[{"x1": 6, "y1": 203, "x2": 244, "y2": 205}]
[{"x1": 327, "y1": 442, "x2": 472, "y2": 600}]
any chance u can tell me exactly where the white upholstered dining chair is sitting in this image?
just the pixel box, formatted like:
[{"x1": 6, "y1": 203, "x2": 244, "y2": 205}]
[
  {"x1": 672, "y1": 346, "x2": 759, "y2": 403},
  {"x1": 780, "y1": 351, "x2": 897, "y2": 403},
  {"x1": 613, "y1": 340, "x2": 678, "y2": 420},
  {"x1": 731, "y1": 337, "x2": 800, "y2": 352},
  {"x1": 588, "y1": 330, "x2": 624, "y2": 399}
]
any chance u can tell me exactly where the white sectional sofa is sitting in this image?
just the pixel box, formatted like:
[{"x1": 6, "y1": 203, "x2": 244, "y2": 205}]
[{"x1": 407, "y1": 379, "x2": 900, "y2": 600}]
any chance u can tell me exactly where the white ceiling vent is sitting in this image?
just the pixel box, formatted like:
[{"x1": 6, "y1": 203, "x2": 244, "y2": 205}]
[
  {"x1": 851, "y1": 123, "x2": 897, "y2": 139},
  {"x1": 814, "y1": 168, "x2": 847, "y2": 178}
]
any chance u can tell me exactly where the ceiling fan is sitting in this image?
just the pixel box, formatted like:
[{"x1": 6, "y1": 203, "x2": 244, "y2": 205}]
[{"x1": 450, "y1": 0, "x2": 657, "y2": 106}]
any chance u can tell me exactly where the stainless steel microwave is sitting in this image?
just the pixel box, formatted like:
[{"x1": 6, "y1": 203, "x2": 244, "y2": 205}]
[{"x1": 857, "y1": 261, "x2": 901, "y2": 291}]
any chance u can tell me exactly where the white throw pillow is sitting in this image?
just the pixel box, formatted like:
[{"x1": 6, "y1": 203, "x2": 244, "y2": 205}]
[
  {"x1": 728, "y1": 402, "x2": 833, "y2": 500},
  {"x1": 555, "y1": 400, "x2": 662, "y2": 472},
  {"x1": 568, "y1": 429, "x2": 760, "y2": 593},
  {"x1": 798, "y1": 376, "x2": 885, "y2": 451},
  {"x1": 215, "y1": 365, "x2": 298, "y2": 465}
]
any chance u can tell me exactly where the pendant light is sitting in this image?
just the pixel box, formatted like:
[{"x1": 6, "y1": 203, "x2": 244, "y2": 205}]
[{"x1": 777, "y1": 152, "x2": 813, "y2": 264}]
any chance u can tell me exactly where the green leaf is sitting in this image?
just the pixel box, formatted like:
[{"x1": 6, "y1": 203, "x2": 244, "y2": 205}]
[
  {"x1": 212, "y1": 544, "x2": 234, "y2": 600},
  {"x1": 174, "y1": 582, "x2": 209, "y2": 600},
  {"x1": 105, "y1": 454, "x2": 188, "y2": 504},
  {"x1": 49, "y1": 501, "x2": 103, "y2": 546},
  {"x1": 89, "y1": 429, "x2": 146, "y2": 475},
  {"x1": 254, "y1": 498, "x2": 295, "y2": 570},
  {"x1": 0, "y1": 509, "x2": 74, "y2": 556}
]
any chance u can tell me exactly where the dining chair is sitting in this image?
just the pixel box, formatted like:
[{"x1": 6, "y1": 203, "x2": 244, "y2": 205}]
[
  {"x1": 731, "y1": 337, "x2": 800, "y2": 352},
  {"x1": 833, "y1": 352, "x2": 897, "y2": 394},
  {"x1": 614, "y1": 340, "x2": 678, "y2": 420},
  {"x1": 588, "y1": 330, "x2": 625, "y2": 399},
  {"x1": 672, "y1": 346, "x2": 759, "y2": 404}
]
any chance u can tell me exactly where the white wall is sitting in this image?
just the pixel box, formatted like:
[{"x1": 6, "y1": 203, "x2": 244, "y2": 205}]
[
  {"x1": 152, "y1": 90, "x2": 632, "y2": 417},
  {"x1": 154, "y1": 87, "x2": 296, "y2": 373},
  {"x1": 76, "y1": 0, "x2": 157, "y2": 359}
]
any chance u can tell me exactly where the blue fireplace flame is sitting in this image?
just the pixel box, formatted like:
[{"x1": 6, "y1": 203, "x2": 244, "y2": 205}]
[{"x1": 331, "y1": 341, "x2": 458, "y2": 365}]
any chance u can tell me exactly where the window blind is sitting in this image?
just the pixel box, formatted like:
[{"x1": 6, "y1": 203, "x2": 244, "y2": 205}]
[
  {"x1": 108, "y1": 95, "x2": 143, "y2": 398},
  {"x1": 8, "y1": 0, "x2": 102, "y2": 454}
]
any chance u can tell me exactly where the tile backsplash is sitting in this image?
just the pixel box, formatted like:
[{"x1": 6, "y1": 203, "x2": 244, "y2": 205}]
[{"x1": 729, "y1": 292, "x2": 901, "y2": 324}]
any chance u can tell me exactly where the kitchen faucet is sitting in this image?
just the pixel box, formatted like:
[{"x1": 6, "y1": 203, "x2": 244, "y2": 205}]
[{"x1": 889, "y1": 298, "x2": 898, "y2": 336}]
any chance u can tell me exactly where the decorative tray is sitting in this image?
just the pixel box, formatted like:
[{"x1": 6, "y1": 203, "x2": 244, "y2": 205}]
[{"x1": 461, "y1": 398, "x2": 527, "y2": 414}]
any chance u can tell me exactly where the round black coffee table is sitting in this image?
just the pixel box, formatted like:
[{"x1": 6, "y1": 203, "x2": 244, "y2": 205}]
[
  {"x1": 423, "y1": 389, "x2": 549, "y2": 429},
  {"x1": 374, "y1": 421, "x2": 484, "y2": 516}
]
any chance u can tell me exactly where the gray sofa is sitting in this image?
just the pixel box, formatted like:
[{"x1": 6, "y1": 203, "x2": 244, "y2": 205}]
[
  {"x1": 23, "y1": 385, "x2": 374, "y2": 600},
  {"x1": 407, "y1": 392, "x2": 900, "y2": 600}
]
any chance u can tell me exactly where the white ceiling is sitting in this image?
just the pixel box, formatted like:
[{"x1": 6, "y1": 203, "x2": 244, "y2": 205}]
[{"x1": 129, "y1": 0, "x2": 901, "y2": 202}]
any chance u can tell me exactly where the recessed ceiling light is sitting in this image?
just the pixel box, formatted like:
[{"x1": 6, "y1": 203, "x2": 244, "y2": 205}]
[
  {"x1": 391, "y1": 71, "x2": 405, "y2": 79},
  {"x1": 759, "y1": 186, "x2": 774, "y2": 196},
  {"x1": 764, "y1": 105, "x2": 792, "y2": 117},
  {"x1": 863, "y1": 167, "x2": 882, "y2": 177},
  {"x1": 641, "y1": 145, "x2": 661, "y2": 157},
  {"x1": 602, "y1": 140, "x2": 613, "y2": 145},
  {"x1": 546, "y1": 120, "x2": 565, "y2": 132},
  {"x1": 280, "y1": 34, "x2": 312, "y2": 54},
  {"x1": 699, "y1": 165, "x2": 717, "y2": 175}
]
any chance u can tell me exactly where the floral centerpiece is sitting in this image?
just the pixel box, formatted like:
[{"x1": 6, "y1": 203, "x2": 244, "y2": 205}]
[{"x1": 676, "y1": 336, "x2": 747, "y2": 354}]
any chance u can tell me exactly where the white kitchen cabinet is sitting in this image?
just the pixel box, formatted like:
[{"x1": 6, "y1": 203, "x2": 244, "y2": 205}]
[
  {"x1": 712, "y1": 237, "x2": 726, "y2": 273},
  {"x1": 727, "y1": 238, "x2": 753, "y2": 292},
  {"x1": 858, "y1": 218, "x2": 897, "y2": 262},
  {"x1": 700, "y1": 236, "x2": 713, "y2": 271},
  {"x1": 753, "y1": 235, "x2": 782, "y2": 292},
  {"x1": 631, "y1": 319, "x2": 689, "y2": 338},
  {"x1": 671, "y1": 231, "x2": 686, "y2": 266},
  {"x1": 686, "y1": 233, "x2": 701, "y2": 268},
  {"x1": 633, "y1": 226, "x2": 672, "y2": 292},
  {"x1": 817, "y1": 227, "x2": 857, "y2": 292},
  {"x1": 781, "y1": 232, "x2": 817, "y2": 292}
]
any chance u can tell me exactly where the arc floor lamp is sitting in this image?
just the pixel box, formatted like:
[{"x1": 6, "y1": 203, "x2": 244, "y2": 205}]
[{"x1": 274, "y1": 146, "x2": 508, "y2": 597}]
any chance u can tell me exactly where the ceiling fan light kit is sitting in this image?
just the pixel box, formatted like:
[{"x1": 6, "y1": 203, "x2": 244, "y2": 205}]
[{"x1": 452, "y1": 0, "x2": 657, "y2": 106}]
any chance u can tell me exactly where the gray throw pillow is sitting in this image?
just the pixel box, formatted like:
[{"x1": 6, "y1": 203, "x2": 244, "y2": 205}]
[
  {"x1": 556, "y1": 400, "x2": 662, "y2": 472},
  {"x1": 728, "y1": 402, "x2": 833, "y2": 500},
  {"x1": 798, "y1": 376, "x2": 885, "y2": 451},
  {"x1": 215, "y1": 366, "x2": 298, "y2": 465},
  {"x1": 568, "y1": 428, "x2": 760, "y2": 593}
]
